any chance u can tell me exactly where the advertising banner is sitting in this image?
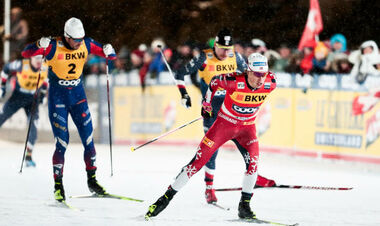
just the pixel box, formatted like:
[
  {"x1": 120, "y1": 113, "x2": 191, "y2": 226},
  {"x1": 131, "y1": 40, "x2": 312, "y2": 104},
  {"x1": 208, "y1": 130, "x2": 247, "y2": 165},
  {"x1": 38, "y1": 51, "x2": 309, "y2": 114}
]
[
  {"x1": 113, "y1": 77, "x2": 380, "y2": 161},
  {"x1": 257, "y1": 88, "x2": 380, "y2": 157},
  {"x1": 113, "y1": 85, "x2": 204, "y2": 143}
]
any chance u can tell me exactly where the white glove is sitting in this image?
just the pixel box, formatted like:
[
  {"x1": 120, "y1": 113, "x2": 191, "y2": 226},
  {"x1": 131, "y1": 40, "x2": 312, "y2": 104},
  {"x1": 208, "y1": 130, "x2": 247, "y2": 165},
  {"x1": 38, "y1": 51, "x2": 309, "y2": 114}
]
[
  {"x1": 39, "y1": 37, "x2": 51, "y2": 49},
  {"x1": 103, "y1": 44, "x2": 115, "y2": 57}
]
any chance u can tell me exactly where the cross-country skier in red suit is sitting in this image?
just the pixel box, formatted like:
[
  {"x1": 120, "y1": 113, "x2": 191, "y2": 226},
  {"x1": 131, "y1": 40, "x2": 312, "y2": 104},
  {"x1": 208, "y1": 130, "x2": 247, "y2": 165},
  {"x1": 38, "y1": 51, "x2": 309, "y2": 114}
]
[
  {"x1": 174, "y1": 28, "x2": 275, "y2": 205},
  {"x1": 145, "y1": 53, "x2": 276, "y2": 220}
]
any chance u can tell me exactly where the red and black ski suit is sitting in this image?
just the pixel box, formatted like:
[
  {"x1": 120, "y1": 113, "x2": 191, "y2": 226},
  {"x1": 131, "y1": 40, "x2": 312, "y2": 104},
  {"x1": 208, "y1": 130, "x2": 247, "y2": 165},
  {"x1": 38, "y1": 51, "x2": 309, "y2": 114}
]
[{"x1": 171, "y1": 71, "x2": 276, "y2": 196}]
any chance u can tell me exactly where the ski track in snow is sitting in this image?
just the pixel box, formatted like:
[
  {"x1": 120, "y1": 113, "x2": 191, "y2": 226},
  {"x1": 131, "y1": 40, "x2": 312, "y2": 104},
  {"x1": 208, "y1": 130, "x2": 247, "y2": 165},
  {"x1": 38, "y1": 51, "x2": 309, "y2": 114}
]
[{"x1": 1, "y1": 140, "x2": 380, "y2": 226}]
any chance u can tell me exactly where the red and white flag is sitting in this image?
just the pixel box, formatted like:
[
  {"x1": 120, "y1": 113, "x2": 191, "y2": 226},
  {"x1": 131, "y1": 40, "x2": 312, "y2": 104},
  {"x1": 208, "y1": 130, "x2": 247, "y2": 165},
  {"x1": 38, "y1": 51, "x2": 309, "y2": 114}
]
[
  {"x1": 298, "y1": 0, "x2": 323, "y2": 50},
  {"x1": 352, "y1": 91, "x2": 380, "y2": 115}
]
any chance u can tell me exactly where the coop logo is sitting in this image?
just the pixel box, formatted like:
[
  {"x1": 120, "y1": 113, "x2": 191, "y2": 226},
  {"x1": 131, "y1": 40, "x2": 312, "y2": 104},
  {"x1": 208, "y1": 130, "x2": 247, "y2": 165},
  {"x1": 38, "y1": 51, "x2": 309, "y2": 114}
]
[
  {"x1": 232, "y1": 104, "x2": 258, "y2": 114},
  {"x1": 215, "y1": 89, "x2": 226, "y2": 96},
  {"x1": 58, "y1": 79, "x2": 81, "y2": 86}
]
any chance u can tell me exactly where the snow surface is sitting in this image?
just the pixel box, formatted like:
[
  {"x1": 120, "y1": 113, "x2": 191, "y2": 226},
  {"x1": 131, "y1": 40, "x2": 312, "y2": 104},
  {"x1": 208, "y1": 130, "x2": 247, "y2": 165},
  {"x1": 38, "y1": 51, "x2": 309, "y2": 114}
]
[{"x1": 1, "y1": 140, "x2": 380, "y2": 226}]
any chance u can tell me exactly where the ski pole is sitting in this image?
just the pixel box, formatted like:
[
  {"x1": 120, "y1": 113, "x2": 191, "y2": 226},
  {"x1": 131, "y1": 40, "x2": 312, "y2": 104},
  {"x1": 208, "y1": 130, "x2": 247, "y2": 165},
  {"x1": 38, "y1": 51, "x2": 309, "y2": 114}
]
[
  {"x1": 131, "y1": 116, "x2": 202, "y2": 152},
  {"x1": 214, "y1": 185, "x2": 353, "y2": 191},
  {"x1": 105, "y1": 58, "x2": 114, "y2": 177},
  {"x1": 19, "y1": 50, "x2": 45, "y2": 173},
  {"x1": 157, "y1": 45, "x2": 176, "y2": 83}
]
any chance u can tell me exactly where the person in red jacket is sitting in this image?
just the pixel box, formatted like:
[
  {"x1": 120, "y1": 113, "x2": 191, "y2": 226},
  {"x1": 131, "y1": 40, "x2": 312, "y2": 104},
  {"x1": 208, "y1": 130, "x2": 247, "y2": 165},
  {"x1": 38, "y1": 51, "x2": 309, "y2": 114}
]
[{"x1": 145, "y1": 53, "x2": 276, "y2": 220}]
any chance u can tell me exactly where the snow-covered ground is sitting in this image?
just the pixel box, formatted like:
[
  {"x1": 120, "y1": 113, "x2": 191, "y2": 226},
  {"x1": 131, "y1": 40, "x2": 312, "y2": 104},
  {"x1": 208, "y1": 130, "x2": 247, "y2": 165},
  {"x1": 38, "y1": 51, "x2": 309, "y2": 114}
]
[{"x1": 1, "y1": 140, "x2": 380, "y2": 226}]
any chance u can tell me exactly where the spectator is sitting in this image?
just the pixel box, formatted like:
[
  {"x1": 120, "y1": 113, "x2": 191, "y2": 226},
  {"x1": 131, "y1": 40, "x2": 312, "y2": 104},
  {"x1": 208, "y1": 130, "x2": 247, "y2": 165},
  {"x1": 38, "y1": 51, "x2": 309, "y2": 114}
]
[
  {"x1": 349, "y1": 40, "x2": 380, "y2": 83},
  {"x1": 170, "y1": 41, "x2": 201, "y2": 88},
  {"x1": 326, "y1": 34, "x2": 350, "y2": 73},
  {"x1": 149, "y1": 38, "x2": 172, "y2": 79},
  {"x1": 311, "y1": 41, "x2": 329, "y2": 74},
  {"x1": 300, "y1": 46, "x2": 314, "y2": 74},
  {"x1": 251, "y1": 38, "x2": 267, "y2": 55},
  {"x1": 87, "y1": 55, "x2": 106, "y2": 75},
  {"x1": 243, "y1": 43, "x2": 254, "y2": 61},
  {"x1": 171, "y1": 41, "x2": 193, "y2": 71},
  {"x1": 115, "y1": 45, "x2": 131, "y2": 73},
  {"x1": 192, "y1": 44, "x2": 201, "y2": 58},
  {"x1": 272, "y1": 44, "x2": 291, "y2": 72},
  {"x1": 251, "y1": 38, "x2": 280, "y2": 68},
  {"x1": 139, "y1": 49, "x2": 153, "y2": 92},
  {"x1": 130, "y1": 48, "x2": 144, "y2": 69},
  {"x1": 2, "y1": 7, "x2": 29, "y2": 60},
  {"x1": 163, "y1": 48, "x2": 173, "y2": 68},
  {"x1": 285, "y1": 51, "x2": 303, "y2": 74},
  {"x1": 233, "y1": 40, "x2": 245, "y2": 56},
  {"x1": 334, "y1": 55, "x2": 351, "y2": 74}
]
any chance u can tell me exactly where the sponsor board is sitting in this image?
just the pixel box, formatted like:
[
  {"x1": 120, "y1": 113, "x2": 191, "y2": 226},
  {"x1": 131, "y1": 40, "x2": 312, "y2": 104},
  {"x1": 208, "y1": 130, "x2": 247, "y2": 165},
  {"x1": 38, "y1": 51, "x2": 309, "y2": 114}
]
[
  {"x1": 113, "y1": 86, "x2": 203, "y2": 141},
  {"x1": 113, "y1": 79, "x2": 380, "y2": 160}
]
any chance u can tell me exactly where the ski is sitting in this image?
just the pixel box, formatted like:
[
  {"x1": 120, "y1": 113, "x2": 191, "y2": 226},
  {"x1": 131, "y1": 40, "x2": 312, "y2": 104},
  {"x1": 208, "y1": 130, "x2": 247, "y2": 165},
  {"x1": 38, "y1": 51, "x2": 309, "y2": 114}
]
[
  {"x1": 69, "y1": 193, "x2": 144, "y2": 202},
  {"x1": 209, "y1": 202, "x2": 230, "y2": 211},
  {"x1": 144, "y1": 214, "x2": 152, "y2": 221},
  {"x1": 229, "y1": 218, "x2": 298, "y2": 226},
  {"x1": 47, "y1": 200, "x2": 82, "y2": 211},
  {"x1": 215, "y1": 184, "x2": 353, "y2": 192},
  {"x1": 60, "y1": 200, "x2": 81, "y2": 211}
]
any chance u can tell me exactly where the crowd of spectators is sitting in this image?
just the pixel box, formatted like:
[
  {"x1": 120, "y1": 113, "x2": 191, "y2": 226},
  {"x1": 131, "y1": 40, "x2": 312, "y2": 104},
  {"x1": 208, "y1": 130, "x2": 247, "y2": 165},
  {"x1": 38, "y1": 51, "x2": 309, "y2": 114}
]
[
  {"x1": 103, "y1": 33, "x2": 380, "y2": 88},
  {"x1": 1, "y1": 8, "x2": 379, "y2": 87}
]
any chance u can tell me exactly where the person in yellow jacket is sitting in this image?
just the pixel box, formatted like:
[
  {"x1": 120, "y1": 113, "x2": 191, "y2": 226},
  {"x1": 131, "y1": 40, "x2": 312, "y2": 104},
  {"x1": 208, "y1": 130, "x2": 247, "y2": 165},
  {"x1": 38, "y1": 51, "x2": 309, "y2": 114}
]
[
  {"x1": 0, "y1": 55, "x2": 48, "y2": 167},
  {"x1": 22, "y1": 17, "x2": 116, "y2": 202}
]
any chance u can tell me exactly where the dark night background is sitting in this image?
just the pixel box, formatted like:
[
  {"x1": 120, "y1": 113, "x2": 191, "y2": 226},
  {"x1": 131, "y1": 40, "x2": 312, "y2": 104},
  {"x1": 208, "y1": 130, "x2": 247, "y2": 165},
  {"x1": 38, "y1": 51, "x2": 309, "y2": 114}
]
[{"x1": 2, "y1": 0, "x2": 380, "y2": 50}]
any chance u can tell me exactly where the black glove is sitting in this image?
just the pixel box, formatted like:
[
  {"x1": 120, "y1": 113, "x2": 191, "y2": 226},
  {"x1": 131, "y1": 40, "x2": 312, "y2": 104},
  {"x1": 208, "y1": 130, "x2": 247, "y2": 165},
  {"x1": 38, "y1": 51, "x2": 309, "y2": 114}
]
[
  {"x1": 179, "y1": 87, "x2": 191, "y2": 108},
  {"x1": 201, "y1": 101, "x2": 212, "y2": 118},
  {"x1": 201, "y1": 108, "x2": 213, "y2": 118}
]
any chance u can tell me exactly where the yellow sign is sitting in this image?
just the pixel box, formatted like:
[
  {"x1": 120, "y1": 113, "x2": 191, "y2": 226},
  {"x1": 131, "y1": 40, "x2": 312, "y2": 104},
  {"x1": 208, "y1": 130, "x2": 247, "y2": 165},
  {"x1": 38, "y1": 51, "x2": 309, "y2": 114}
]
[
  {"x1": 257, "y1": 89, "x2": 380, "y2": 157},
  {"x1": 114, "y1": 85, "x2": 204, "y2": 142},
  {"x1": 113, "y1": 85, "x2": 380, "y2": 159}
]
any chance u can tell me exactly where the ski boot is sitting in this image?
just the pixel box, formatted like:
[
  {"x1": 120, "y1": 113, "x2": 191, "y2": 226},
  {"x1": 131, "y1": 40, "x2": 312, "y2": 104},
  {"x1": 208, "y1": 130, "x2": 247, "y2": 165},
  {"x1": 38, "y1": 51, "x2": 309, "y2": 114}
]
[
  {"x1": 238, "y1": 197, "x2": 256, "y2": 219},
  {"x1": 205, "y1": 187, "x2": 218, "y2": 204},
  {"x1": 54, "y1": 178, "x2": 65, "y2": 202},
  {"x1": 87, "y1": 169, "x2": 107, "y2": 195},
  {"x1": 145, "y1": 186, "x2": 177, "y2": 219},
  {"x1": 25, "y1": 155, "x2": 36, "y2": 167}
]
